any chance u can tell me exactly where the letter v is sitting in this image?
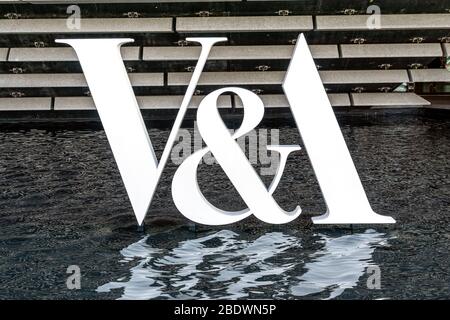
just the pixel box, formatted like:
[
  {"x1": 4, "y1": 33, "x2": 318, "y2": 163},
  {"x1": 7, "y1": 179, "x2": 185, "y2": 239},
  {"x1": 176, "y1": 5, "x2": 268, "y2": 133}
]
[{"x1": 56, "y1": 37, "x2": 227, "y2": 226}]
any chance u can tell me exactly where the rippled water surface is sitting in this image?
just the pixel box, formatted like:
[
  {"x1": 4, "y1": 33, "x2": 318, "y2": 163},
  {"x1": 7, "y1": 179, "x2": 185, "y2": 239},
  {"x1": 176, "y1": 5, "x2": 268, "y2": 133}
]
[{"x1": 0, "y1": 114, "x2": 449, "y2": 299}]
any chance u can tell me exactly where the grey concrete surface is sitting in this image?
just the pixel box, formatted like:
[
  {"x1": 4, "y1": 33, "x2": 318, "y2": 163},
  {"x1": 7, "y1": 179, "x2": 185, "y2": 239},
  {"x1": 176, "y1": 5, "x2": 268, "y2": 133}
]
[
  {"x1": 340, "y1": 44, "x2": 443, "y2": 58},
  {"x1": 176, "y1": 16, "x2": 313, "y2": 32},
  {"x1": 0, "y1": 73, "x2": 164, "y2": 87},
  {"x1": 144, "y1": 45, "x2": 339, "y2": 61},
  {"x1": 8, "y1": 47, "x2": 140, "y2": 62},
  {"x1": 316, "y1": 14, "x2": 450, "y2": 31},
  {"x1": 0, "y1": 97, "x2": 52, "y2": 111},
  {"x1": 0, "y1": 18, "x2": 173, "y2": 34},
  {"x1": 54, "y1": 95, "x2": 232, "y2": 110},
  {"x1": 351, "y1": 93, "x2": 431, "y2": 107}
]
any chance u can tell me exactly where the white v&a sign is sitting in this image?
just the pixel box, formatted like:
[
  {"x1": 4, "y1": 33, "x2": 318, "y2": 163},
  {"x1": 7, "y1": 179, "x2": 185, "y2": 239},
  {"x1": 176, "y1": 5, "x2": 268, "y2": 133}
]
[{"x1": 56, "y1": 34, "x2": 395, "y2": 226}]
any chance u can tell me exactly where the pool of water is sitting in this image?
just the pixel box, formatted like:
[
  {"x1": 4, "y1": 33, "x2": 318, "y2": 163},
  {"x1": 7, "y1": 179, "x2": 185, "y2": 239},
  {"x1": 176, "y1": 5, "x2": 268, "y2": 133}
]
[{"x1": 0, "y1": 114, "x2": 449, "y2": 299}]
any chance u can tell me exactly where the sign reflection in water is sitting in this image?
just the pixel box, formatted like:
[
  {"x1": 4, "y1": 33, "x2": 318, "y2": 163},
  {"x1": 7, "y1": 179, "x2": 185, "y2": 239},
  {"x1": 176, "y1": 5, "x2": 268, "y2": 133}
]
[{"x1": 97, "y1": 229, "x2": 388, "y2": 300}]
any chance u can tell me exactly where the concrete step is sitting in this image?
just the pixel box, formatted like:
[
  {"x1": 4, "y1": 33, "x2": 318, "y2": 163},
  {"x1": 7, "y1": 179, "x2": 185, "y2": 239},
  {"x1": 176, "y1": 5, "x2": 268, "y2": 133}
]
[
  {"x1": 351, "y1": 92, "x2": 431, "y2": 108},
  {"x1": 0, "y1": 93, "x2": 431, "y2": 111}
]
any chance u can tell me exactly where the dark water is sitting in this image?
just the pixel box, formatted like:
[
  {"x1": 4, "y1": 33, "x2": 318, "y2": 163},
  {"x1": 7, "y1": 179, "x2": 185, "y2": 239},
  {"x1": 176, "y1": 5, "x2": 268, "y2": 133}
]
[{"x1": 0, "y1": 114, "x2": 449, "y2": 299}]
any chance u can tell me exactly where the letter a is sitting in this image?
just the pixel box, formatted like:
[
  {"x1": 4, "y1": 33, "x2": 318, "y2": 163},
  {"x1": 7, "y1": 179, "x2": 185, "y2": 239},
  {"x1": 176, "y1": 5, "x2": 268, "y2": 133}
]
[{"x1": 283, "y1": 34, "x2": 395, "y2": 224}]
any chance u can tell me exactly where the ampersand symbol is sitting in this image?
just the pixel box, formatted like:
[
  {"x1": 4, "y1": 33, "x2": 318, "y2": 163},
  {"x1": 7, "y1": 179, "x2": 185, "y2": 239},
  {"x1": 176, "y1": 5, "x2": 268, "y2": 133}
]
[{"x1": 172, "y1": 87, "x2": 301, "y2": 225}]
